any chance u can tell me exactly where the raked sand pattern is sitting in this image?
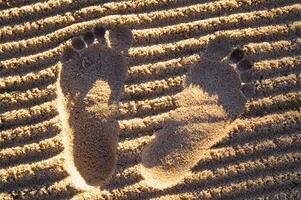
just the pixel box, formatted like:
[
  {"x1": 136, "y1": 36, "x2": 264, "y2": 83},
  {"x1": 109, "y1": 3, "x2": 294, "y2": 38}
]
[{"x1": 0, "y1": 0, "x2": 301, "y2": 199}]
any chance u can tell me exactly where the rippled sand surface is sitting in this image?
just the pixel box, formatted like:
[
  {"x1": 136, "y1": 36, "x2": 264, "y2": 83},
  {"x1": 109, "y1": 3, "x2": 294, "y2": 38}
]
[{"x1": 0, "y1": 0, "x2": 301, "y2": 199}]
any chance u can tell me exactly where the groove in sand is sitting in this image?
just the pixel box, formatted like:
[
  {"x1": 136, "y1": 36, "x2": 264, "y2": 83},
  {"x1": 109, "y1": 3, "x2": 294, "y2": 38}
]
[{"x1": 1, "y1": 0, "x2": 300, "y2": 199}]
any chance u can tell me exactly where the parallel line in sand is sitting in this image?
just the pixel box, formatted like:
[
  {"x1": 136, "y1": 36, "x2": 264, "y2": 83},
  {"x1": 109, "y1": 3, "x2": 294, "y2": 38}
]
[
  {"x1": 189, "y1": 132, "x2": 301, "y2": 172},
  {"x1": 118, "y1": 135, "x2": 151, "y2": 152},
  {"x1": 112, "y1": 148, "x2": 301, "y2": 191},
  {"x1": 117, "y1": 147, "x2": 301, "y2": 191},
  {"x1": 123, "y1": 71, "x2": 299, "y2": 103},
  {"x1": 0, "y1": 0, "x2": 126, "y2": 26},
  {"x1": 252, "y1": 55, "x2": 301, "y2": 80},
  {"x1": 208, "y1": 171, "x2": 301, "y2": 200},
  {"x1": 119, "y1": 109, "x2": 301, "y2": 142},
  {"x1": 119, "y1": 84, "x2": 301, "y2": 122},
  {"x1": 245, "y1": 91, "x2": 301, "y2": 117},
  {"x1": 1, "y1": 4, "x2": 300, "y2": 60},
  {"x1": 1, "y1": 0, "x2": 292, "y2": 43},
  {"x1": 0, "y1": 0, "x2": 49, "y2": 11},
  {"x1": 0, "y1": 101, "x2": 58, "y2": 131},
  {"x1": 117, "y1": 150, "x2": 301, "y2": 198},
  {"x1": 162, "y1": 171, "x2": 301, "y2": 200},
  {"x1": 127, "y1": 23, "x2": 301, "y2": 66},
  {"x1": 112, "y1": 143, "x2": 300, "y2": 198},
  {"x1": 0, "y1": 177, "x2": 77, "y2": 200},
  {"x1": 183, "y1": 151, "x2": 301, "y2": 188},
  {"x1": 246, "y1": 185, "x2": 301, "y2": 200},
  {"x1": 1, "y1": 22, "x2": 299, "y2": 76},
  {"x1": 219, "y1": 110, "x2": 301, "y2": 147},
  {"x1": 126, "y1": 55, "x2": 196, "y2": 84},
  {"x1": 0, "y1": 155, "x2": 67, "y2": 192},
  {"x1": 118, "y1": 94, "x2": 177, "y2": 119},
  {"x1": 0, "y1": 0, "x2": 181, "y2": 44},
  {"x1": 110, "y1": 169, "x2": 301, "y2": 199},
  {"x1": 117, "y1": 132, "x2": 301, "y2": 178},
  {"x1": 118, "y1": 111, "x2": 170, "y2": 137},
  {"x1": 1, "y1": 38, "x2": 299, "y2": 94},
  {"x1": 116, "y1": 118, "x2": 301, "y2": 174},
  {"x1": 117, "y1": 136, "x2": 152, "y2": 169},
  {"x1": 0, "y1": 135, "x2": 64, "y2": 169},
  {"x1": 0, "y1": 0, "x2": 218, "y2": 42},
  {"x1": 138, "y1": 0, "x2": 301, "y2": 31},
  {"x1": 0, "y1": 0, "x2": 217, "y2": 28},
  {"x1": 0, "y1": 46, "x2": 61, "y2": 77},
  {"x1": 0, "y1": 0, "x2": 300, "y2": 198},
  {"x1": 109, "y1": 164, "x2": 141, "y2": 189},
  {"x1": 0, "y1": 84, "x2": 57, "y2": 114},
  {"x1": 123, "y1": 75, "x2": 184, "y2": 101},
  {"x1": 1, "y1": 40, "x2": 298, "y2": 104},
  {"x1": 243, "y1": 38, "x2": 301, "y2": 61},
  {"x1": 253, "y1": 73, "x2": 301, "y2": 98},
  {"x1": 0, "y1": 63, "x2": 59, "y2": 93},
  {"x1": 133, "y1": 135, "x2": 301, "y2": 180},
  {"x1": 118, "y1": 110, "x2": 300, "y2": 159},
  {"x1": 127, "y1": 54, "x2": 301, "y2": 86},
  {"x1": 133, "y1": 4, "x2": 301, "y2": 45},
  {"x1": 0, "y1": 116, "x2": 61, "y2": 149}
]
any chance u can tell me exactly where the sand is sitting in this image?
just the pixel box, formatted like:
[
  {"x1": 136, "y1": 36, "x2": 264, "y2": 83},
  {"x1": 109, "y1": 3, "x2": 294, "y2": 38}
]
[{"x1": 0, "y1": 0, "x2": 301, "y2": 199}]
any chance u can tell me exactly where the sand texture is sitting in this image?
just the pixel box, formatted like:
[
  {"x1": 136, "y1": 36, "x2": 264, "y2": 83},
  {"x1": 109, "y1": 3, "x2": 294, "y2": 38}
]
[{"x1": 1, "y1": 0, "x2": 301, "y2": 199}]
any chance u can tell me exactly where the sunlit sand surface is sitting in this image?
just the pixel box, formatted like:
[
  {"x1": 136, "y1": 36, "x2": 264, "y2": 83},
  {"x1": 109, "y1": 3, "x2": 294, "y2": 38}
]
[{"x1": 0, "y1": 0, "x2": 301, "y2": 199}]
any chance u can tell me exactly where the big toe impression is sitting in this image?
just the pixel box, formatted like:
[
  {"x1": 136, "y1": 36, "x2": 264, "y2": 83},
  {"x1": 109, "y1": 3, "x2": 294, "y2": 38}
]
[{"x1": 204, "y1": 35, "x2": 232, "y2": 61}]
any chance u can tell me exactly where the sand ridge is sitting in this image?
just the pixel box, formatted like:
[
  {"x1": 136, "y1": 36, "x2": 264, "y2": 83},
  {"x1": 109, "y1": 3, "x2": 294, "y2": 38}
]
[{"x1": 0, "y1": 0, "x2": 301, "y2": 199}]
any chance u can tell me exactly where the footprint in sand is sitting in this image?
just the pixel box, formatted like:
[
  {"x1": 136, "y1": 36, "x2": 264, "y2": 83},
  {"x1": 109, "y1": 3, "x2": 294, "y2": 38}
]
[
  {"x1": 57, "y1": 26, "x2": 132, "y2": 188},
  {"x1": 141, "y1": 35, "x2": 254, "y2": 189}
]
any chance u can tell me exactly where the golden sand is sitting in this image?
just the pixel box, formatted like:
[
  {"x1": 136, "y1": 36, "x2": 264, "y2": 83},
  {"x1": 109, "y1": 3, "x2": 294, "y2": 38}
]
[{"x1": 0, "y1": 0, "x2": 301, "y2": 199}]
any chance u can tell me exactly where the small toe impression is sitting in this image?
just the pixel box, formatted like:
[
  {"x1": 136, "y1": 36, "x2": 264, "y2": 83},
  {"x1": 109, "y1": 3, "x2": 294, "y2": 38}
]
[
  {"x1": 109, "y1": 26, "x2": 133, "y2": 52},
  {"x1": 72, "y1": 36, "x2": 86, "y2": 50},
  {"x1": 83, "y1": 30, "x2": 95, "y2": 44},
  {"x1": 237, "y1": 58, "x2": 253, "y2": 72},
  {"x1": 204, "y1": 35, "x2": 232, "y2": 61},
  {"x1": 61, "y1": 46, "x2": 76, "y2": 62},
  {"x1": 93, "y1": 25, "x2": 106, "y2": 40},
  {"x1": 230, "y1": 47, "x2": 245, "y2": 63},
  {"x1": 241, "y1": 83, "x2": 255, "y2": 97},
  {"x1": 240, "y1": 71, "x2": 252, "y2": 83}
]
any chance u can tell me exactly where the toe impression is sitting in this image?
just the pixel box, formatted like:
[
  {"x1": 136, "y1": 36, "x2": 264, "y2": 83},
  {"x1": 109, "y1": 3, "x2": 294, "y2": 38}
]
[
  {"x1": 237, "y1": 58, "x2": 253, "y2": 72},
  {"x1": 230, "y1": 47, "x2": 245, "y2": 63},
  {"x1": 83, "y1": 31, "x2": 95, "y2": 44},
  {"x1": 93, "y1": 25, "x2": 106, "y2": 41},
  {"x1": 71, "y1": 36, "x2": 86, "y2": 50}
]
